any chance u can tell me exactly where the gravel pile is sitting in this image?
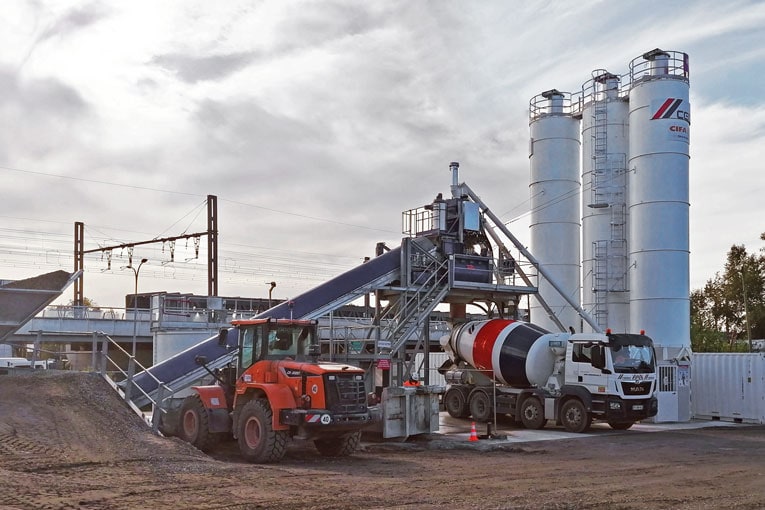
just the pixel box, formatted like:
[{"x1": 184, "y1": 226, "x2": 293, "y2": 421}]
[{"x1": 0, "y1": 370, "x2": 209, "y2": 470}]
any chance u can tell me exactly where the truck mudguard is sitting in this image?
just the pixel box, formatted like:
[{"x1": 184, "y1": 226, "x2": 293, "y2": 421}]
[{"x1": 559, "y1": 385, "x2": 593, "y2": 411}]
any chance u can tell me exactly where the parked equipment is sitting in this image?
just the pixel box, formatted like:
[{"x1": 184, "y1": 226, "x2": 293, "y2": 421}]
[
  {"x1": 161, "y1": 318, "x2": 377, "y2": 463},
  {"x1": 440, "y1": 319, "x2": 658, "y2": 432}
]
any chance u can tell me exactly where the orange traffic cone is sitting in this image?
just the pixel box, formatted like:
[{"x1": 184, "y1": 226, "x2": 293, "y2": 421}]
[{"x1": 469, "y1": 422, "x2": 479, "y2": 442}]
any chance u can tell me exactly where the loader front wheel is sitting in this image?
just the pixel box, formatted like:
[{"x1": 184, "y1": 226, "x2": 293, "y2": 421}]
[
  {"x1": 237, "y1": 399, "x2": 287, "y2": 463},
  {"x1": 314, "y1": 431, "x2": 362, "y2": 457},
  {"x1": 179, "y1": 395, "x2": 219, "y2": 452}
]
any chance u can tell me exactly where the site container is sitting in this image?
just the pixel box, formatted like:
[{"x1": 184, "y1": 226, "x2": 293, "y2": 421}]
[{"x1": 692, "y1": 353, "x2": 765, "y2": 424}]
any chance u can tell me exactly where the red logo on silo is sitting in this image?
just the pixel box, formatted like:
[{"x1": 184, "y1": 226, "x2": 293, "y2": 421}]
[{"x1": 652, "y1": 98, "x2": 690, "y2": 124}]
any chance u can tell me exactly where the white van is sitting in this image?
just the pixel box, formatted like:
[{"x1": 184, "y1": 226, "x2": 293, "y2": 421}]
[{"x1": 0, "y1": 357, "x2": 49, "y2": 369}]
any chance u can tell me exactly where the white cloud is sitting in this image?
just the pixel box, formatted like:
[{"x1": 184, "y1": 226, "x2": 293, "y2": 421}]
[{"x1": 0, "y1": 0, "x2": 764, "y2": 306}]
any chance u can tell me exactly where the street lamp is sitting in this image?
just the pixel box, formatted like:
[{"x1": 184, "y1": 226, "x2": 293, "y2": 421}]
[
  {"x1": 740, "y1": 267, "x2": 753, "y2": 352},
  {"x1": 267, "y1": 281, "x2": 276, "y2": 308},
  {"x1": 124, "y1": 258, "x2": 148, "y2": 357}
]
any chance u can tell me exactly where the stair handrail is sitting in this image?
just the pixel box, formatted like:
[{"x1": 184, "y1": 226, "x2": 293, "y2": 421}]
[{"x1": 93, "y1": 331, "x2": 174, "y2": 433}]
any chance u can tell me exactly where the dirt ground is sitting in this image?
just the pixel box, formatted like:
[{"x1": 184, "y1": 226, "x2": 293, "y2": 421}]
[{"x1": 1, "y1": 371, "x2": 764, "y2": 510}]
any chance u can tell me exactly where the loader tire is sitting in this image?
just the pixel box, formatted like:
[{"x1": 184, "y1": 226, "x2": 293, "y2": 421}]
[
  {"x1": 314, "y1": 431, "x2": 362, "y2": 457},
  {"x1": 608, "y1": 421, "x2": 635, "y2": 430},
  {"x1": 179, "y1": 395, "x2": 219, "y2": 452},
  {"x1": 237, "y1": 399, "x2": 287, "y2": 463}
]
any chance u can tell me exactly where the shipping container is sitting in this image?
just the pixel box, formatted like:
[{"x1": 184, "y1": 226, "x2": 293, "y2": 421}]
[
  {"x1": 692, "y1": 353, "x2": 765, "y2": 424},
  {"x1": 414, "y1": 352, "x2": 451, "y2": 387}
]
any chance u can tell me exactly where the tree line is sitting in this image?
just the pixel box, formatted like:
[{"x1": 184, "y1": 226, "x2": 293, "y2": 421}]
[{"x1": 691, "y1": 233, "x2": 765, "y2": 352}]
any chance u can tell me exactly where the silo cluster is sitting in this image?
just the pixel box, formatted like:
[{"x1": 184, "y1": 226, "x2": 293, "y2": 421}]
[{"x1": 528, "y1": 49, "x2": 690, "y2": 355}]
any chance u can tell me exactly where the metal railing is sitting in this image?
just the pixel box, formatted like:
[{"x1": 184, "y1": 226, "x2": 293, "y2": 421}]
[{"x1": 94, "y1": 331, "x2": 173, "y2": 434}]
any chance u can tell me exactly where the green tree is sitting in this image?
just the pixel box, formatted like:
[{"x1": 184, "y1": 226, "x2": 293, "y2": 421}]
[
  {"x1": 67, "y1": 297, "x2": 99, "y2": 309},
  {"x1": 691, "y1": 234, "x2": 765, "y2": 352}
]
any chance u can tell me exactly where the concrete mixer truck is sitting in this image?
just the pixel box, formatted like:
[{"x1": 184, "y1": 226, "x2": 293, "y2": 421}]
[{"x1": 440, "y1": 319, "x2": 658, "y2": 432}]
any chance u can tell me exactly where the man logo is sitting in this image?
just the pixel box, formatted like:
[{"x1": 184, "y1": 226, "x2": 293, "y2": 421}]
[{"x1": 652, "y1": 98, "x2": 690, "y2": 124}]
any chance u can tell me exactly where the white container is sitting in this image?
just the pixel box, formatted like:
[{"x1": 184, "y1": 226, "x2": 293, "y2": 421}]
[
  {"x1": 692, "y1": 353, "x2": 765, "y2": 424},
  {"x1": 414, "y1": 351, "x2": 451, "y2": 387}
]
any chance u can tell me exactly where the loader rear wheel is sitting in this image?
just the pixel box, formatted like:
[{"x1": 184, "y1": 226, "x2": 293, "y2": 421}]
[
  {"x1": 469, "y1": 390, "x2": 493, "y2": 423},
  {"x1": 444, "y1": 387, "x2": 470, "y2": 418},
  {"x1": 237, "y1": 399, "x2": 287, "y2": 463},
  {"x1": 561, "y1": 399, "x2": 592, "y2": 433},
  {"x1": 179, "y1": 395, "x2": 219, "y2": 452},
  {"x1": 520, "y1": 397, "x2": 546, "y2": 430},
  {"x1": 314, "y1": 431, "x2": 362, "y2": 457}
]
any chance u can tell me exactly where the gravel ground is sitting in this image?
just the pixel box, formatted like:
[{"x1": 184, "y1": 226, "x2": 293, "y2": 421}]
[{"x1": 1, "y1": 371, "x2": 764, "y2": 509}]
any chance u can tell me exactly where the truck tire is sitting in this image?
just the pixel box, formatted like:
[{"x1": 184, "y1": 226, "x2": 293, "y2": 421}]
[
  {"x1": 560, "y1": 399, "x2": 592, "y2": 433},
  {"x1": 314, "y1": 431, "x2": 362, "y2": 457},
  {"x1": 444, "y1": 387, "x2": 470, "y2": 418},
  {"x1": 237, "y1": 399, "x2": 287, "y2": 463},
  {"x1": 469, "y1": 390, "x2": 493, "y2": 423},
  {"x1": 520, "y1": 397, "x2": 546, "y2": 430},
  {"x1": 608, "y1": 421, "x2": 635, "y2": 430},
  {"x1": 178, "y1": 395, "x2": 219, "y2": 452}
]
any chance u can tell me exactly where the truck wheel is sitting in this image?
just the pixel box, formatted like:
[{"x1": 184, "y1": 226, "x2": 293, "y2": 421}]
[
  {"x1": 560, "y1": 399, "x2": 592, "y2": 433},
  {"x1": 608, "y1": 421, "x2": 634, "y2": 430},
  {"x1": 178, "y1": 395, "x2": 219, "y2": 452},
  {"x1": 469, "y1": 390, "x2": 493, "y2": 423},
  {"x1": 237, "y1": 399, "x2": 287, "y2": 463},
  {"x1": 314, "y1": 431, "x2": 362, "y2": 457},
  {"x1": 520, "y1": 397, "x2": 546, "y2": 430},
  {"x1": 444, "y1": 387, "x2": 470, "y2": 418}
]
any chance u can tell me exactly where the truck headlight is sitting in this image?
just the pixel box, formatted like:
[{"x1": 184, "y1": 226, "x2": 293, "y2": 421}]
[{"x1": 609, "y1": 401, "x2": 622, "y2": 410}]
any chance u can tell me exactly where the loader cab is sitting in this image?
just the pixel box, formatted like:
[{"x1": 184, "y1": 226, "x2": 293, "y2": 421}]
[{"x1": 233, "y1": 318, "x2": 319, "y2": 371}]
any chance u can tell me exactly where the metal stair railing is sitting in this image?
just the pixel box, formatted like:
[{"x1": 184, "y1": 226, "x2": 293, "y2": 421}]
[
  {"x1": 383, "y1": 251, "x2": 450, "y2": 357},
  {"x1": 92, "y1": 331, "x2": 174, "y2": 434}
]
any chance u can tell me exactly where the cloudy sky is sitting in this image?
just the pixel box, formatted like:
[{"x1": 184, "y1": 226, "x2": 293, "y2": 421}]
[{"x1": 1, "y1": 0, "x2": 764, "y2": 308}]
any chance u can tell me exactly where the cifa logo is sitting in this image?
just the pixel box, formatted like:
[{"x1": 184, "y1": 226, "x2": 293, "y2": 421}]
[{"x1": 652, "y1": 98, "x2": 690, "y2": 124}]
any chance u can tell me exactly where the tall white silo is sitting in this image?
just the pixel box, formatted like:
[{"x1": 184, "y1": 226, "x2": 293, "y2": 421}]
[
  {"x1": 580, "y1": 71, "x2": 631, "y2": 333},
  {"x1": 627, "y1": 49, "x2": 691, "y2": 355},
  {"x1": 529, "y1": 90, "x2": 581, "y2": 332}
]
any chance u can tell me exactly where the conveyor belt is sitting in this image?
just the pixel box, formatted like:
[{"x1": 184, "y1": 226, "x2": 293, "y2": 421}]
[
  {"x1": 128, "y1": 248, "x2": 401, "y2": 408},
  {"x1": 255, "y1": 247, "x2": 401, "y2": 319}
]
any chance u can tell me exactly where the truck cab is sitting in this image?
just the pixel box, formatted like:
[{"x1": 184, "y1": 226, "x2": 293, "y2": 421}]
[{"x1": 562, "y1": 332, "x2": 658, "y2": 430}]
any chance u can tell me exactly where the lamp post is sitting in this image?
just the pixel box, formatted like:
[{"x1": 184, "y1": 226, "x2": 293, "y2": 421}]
[
  {"x1": 740, "y1": 267, "x2": 753, "y2": 352},
  {"x1": 268, "y1": 281, "x2": 276, "y2": 308},
  {"x1": 125, "y1": 258, "x2": 148, "y2": 357}
]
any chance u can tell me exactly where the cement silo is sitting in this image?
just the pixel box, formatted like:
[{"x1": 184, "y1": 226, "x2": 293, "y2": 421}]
[
  {"x1": 580, "y1": 71, "x2": 630, "y2": 333},
  {"x1": 528, "y1": 90, "x2": 581, "y2": 332},
  {"x1": 627, "y1": 49, "x2": 691, "y2": 354}
]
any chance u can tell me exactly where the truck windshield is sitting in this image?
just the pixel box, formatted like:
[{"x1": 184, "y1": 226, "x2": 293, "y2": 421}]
[{"x1": 609, "y1": 334, "x2": 655, "y2": 373}]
